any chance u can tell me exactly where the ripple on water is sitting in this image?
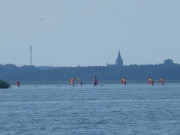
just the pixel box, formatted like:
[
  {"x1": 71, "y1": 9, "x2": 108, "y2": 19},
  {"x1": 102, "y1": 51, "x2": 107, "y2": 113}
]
[{"x1": 0, "y1": 84, "x2": 180, "y2": 135}]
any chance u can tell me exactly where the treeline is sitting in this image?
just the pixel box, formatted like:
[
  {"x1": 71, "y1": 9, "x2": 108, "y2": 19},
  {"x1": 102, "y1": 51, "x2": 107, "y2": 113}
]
[{"x1": 0, "y1": 63, "x2": 180, "y2": 84}]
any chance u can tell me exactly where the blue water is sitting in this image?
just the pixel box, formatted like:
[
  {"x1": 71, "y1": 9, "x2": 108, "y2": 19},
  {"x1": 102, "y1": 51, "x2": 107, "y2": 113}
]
[{"x1": 0, "y1": 84, "x2": 180, "y2": 135}]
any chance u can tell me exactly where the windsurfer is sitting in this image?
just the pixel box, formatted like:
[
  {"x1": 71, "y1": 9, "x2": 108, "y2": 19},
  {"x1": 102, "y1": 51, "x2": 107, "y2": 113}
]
[
  {"x1": 159, "y1": 76, "x2": 164, "y2": 85},
  {"x1": 149, "y1": 77, "x2": 154, "y2": 85},
  {"x1": 122, "y1": 77, "x2": 126, "y2": 85},
  {"x1": 93, "y1": 75, "x2": 98, "y2": 86}
]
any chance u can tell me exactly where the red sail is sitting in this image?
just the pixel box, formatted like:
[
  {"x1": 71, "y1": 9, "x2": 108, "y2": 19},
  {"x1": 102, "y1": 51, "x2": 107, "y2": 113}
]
[
  {"x1": 70, "y1": 78, "x2": 74, "y2": 86},
  {"x1": 122, "y1": 77, "x2": 126, "y2": 85},
  {"x1": 159, "y1": 76, "x2": 164, "y2": 85},
  {"x1": 149, "y1": 77, "x2": 154, "y2": 85},
  {"x1": 16, "y1": 80, "x2": 20, "y2": 87}
]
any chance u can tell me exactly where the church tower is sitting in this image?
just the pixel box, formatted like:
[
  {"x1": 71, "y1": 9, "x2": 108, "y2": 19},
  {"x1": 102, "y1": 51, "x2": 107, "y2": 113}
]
[{"x1": 116, "y1": 50, "x2": 123, "y2": 67}]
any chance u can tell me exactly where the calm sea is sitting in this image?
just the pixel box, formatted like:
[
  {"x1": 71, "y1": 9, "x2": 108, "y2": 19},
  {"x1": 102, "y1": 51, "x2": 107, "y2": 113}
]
[{"x1": 0, "y1": 84, "x2": 180, "y2": 135}]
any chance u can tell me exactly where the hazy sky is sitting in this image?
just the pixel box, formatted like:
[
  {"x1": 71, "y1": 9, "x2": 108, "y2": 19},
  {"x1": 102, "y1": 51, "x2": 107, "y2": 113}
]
[{"x1": 0, "y1": 0, "x2": 180, "y2": 67}]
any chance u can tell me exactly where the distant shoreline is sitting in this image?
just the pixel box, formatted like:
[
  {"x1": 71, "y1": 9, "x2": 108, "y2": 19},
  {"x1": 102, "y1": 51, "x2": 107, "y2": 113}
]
[{"x1": 1, "y1": 63, "x2": 180, "y2": 85}]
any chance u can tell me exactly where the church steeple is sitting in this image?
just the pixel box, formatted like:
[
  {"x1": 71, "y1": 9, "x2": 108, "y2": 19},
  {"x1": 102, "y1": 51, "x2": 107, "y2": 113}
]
[
  {"x1": 106, "y1": 50, "x2": 124, "y2": 68},
  {"x1": 116, "y1": 50, "x2": 123, "y2": 67}
]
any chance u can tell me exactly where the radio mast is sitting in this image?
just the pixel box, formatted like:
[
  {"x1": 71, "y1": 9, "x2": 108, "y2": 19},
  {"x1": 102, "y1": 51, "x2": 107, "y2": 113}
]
[{"x1": 30, "y1": 46, "x2": 32, "y2": 66}]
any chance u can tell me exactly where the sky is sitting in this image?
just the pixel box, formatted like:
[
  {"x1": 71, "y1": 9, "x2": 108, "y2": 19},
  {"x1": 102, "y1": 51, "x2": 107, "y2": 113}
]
[{"x1": 0, "y1": 0, "x2": 180, "y2": 67}]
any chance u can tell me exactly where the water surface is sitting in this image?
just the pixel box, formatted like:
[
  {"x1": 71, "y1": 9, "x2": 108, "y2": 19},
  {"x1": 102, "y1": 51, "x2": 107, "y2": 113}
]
[{"x1": 0, "y1": 84, "x2": 180, "y2": 135}]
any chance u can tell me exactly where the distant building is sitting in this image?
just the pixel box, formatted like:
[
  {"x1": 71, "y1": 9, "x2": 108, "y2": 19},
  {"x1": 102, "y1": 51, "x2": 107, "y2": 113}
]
[{"x1": 107, "y1": 50, "x2": 123, "y2": 67}]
